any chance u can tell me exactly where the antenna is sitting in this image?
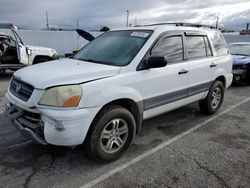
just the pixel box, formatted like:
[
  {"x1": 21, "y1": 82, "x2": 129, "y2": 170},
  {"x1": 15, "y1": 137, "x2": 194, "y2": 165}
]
[{"x1": 46, "y1": 10, "x2": 49, "y2": 30}]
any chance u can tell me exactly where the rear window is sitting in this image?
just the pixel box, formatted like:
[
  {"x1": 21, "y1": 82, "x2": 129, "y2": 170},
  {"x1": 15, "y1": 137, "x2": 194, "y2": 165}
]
[{"x1": 209, "y1": 32, "x2": 229, "y2": 56}]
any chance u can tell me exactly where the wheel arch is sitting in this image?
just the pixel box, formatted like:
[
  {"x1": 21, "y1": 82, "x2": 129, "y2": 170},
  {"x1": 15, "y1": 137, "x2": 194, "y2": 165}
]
[
  {"x1": 86, "y1": 98, "x2": 143, "y2": 142},
  {"x1": 32, "y1": 55, "x2": 53, "y2": 64},
  {"x1": 215, "y1": 75, "x2": 226, "y2": 87}
]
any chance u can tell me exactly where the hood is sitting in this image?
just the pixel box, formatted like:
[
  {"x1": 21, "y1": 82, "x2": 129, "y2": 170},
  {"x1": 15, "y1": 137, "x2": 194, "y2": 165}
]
[
  {"x1": 26, "y1": 45, "x2": 56, "y2": 52},
  {"x1": 14, "y1": 58, "x2": 121, "y2": 89},
  {"x1": 232, "y1": 55, "x2": 250, "y2": 65}
]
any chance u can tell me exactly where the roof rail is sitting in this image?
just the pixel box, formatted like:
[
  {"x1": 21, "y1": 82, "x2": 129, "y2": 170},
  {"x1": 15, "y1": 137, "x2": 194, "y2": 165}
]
[{"x1": 135, "y1": 22, "x2": 216, "y2": 29}]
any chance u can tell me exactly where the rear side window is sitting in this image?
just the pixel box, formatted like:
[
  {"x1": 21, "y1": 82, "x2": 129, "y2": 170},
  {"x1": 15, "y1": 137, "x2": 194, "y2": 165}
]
[
  {"x1": 204, "y1": 37, "x2": 212, "y2": 57},
  {"x1": 209, "y1": 32, "x2": 229, "y2": 56},
  {"x1": 151, "y1": 36, "x2": 184, "y2": 64},
  {"x1": 186, "y1": 36, "x2": 207, "y2": 59}
]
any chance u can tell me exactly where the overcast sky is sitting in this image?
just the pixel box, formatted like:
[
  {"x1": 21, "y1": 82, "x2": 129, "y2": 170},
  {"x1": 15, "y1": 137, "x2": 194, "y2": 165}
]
[{"x1": 1, "y1": 0, "x2": 250, "y2": 31}]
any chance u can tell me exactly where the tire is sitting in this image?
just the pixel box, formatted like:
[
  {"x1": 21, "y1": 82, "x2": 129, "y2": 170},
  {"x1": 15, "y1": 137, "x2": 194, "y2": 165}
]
[
  {"x1": 199, "y1": 80, "x2": 225, "y2": 115},
  {"x1": 33, "y1": 57, "x2": 49, "y2": 64},
  {"x1": 0, "y1": 69, "x2": 6, "y2": 74},
  {"x1": 245, "y1": 69, "x2": 250, "y2": 85},
  {"x1": 85, "y1": 105, "x2": 136, "y2": 162}
]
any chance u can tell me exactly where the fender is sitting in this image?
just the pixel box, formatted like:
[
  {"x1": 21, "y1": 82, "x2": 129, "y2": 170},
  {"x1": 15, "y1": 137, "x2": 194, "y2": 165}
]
[{"x1": 79, "y1": 85, "x2": 143, "y2": 109}]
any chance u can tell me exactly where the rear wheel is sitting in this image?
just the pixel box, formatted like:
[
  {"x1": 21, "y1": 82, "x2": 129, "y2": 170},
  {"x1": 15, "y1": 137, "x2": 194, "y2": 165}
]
[
  {"x1": 85, "y1": 105, "x2": 136, "y2": 162},
  {"x1": 199, "y1": 80, "x2": 225, "y2": 115}
]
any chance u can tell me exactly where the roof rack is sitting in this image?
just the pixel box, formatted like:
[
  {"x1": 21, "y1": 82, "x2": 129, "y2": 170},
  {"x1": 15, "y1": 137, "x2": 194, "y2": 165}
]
[{"x1": 135, "y1": 22, "x2": 216, "y2": 29}]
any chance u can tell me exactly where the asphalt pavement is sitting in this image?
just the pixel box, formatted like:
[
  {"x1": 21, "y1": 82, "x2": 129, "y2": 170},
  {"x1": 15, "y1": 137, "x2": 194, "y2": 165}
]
[{"x1": 0, "y1": 73, "x2": 249, "y2": 188}]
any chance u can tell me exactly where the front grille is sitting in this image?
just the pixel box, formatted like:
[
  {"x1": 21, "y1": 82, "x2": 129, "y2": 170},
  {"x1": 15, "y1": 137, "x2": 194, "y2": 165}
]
[{"x1": 10, "y1": 77, "x2": 34, "y2": 102}]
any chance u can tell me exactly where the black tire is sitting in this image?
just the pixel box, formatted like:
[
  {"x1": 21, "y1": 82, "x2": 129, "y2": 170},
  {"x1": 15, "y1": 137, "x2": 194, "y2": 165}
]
[
  {"x1": 199, "y1": 80, "x2": 225, "y2": 115},
  {"x1": 0, "y1": 69, "x2": 6, "y2": 74},
  {"x1": 33, "y1": 57, "x2": 49, "y2": 64},
  {"x1": 245, "y1": 69, "x2": 250, "y2": 85},
  {"x1": 85, "y1": 105, "x2": 136, "y2": 162}
]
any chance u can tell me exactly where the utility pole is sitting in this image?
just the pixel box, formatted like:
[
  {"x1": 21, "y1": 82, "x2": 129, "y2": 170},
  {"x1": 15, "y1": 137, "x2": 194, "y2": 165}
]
[
  {"x1": 46, "y1": 10, "x2": 49, "y2": 30},
  {"x1": 126, "y1": 10, "x2": 130, "y2": 27},
  {"x1": 246, "y1": 23, "x2": 249, "y2": 35},
  {"x1": 215, "y1": 17, "x2": 219, "y2": 29},
  {"x1": 135, "y1": 16, "x2": 137, "y2": 26}
]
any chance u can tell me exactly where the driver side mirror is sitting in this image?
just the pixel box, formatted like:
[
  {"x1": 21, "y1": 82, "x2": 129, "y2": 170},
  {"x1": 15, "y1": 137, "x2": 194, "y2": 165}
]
[{"x1": 145, "y1": 56, "x2": 167, "y2": 69}]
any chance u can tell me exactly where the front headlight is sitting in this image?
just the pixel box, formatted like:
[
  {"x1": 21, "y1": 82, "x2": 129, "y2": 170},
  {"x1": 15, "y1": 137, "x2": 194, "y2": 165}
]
[{"x1": 39, "y1": 85, "x2": 82, "y2": 107}]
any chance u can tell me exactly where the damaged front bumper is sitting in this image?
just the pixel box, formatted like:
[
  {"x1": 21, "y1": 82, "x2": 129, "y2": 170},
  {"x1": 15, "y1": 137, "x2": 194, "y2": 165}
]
[
  {"x1": 5, "y1": 103, "x2": 47, "y2": 145},
  {"x1": 232, "y1": 69, "x2": 247, "y2": 82},
  {"x1": 5, "y1": 92, "x2": 101, "y2": 146}
]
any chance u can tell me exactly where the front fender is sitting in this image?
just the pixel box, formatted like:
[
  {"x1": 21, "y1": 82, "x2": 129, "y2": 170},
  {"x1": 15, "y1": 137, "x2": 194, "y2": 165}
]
[
  {"x1": 29, "y1": 50, "x2": 57, "y2": 65},
  {"x1": 78, "y1": 86, "x2": 143, "y2": 109}
]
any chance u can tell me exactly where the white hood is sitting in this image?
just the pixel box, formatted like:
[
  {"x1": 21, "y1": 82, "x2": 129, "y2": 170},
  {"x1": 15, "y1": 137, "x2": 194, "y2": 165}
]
[
  {"x1": 26, "y1": 45, "x2": 55, "y2": 51},
  {"x1": 14, "y1": 59, "x2": 121, "y2": 89}
]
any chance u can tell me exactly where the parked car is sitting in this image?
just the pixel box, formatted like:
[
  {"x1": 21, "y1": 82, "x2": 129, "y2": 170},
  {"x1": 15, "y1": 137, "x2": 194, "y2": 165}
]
[
  {"x1": 5, "y1": 23, "x2": 233, "y2": 162},
  {"x1": 0, "y1": 22, "x2": 58, "y2": 74},
  {"x1": 229, "y1": 42, "x2": 250, "y2": 84}
]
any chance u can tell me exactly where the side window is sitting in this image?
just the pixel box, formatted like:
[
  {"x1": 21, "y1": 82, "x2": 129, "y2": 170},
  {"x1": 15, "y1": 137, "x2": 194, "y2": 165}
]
[
  {"x1": 209, "y1": 32, "x2": 228, "y2": 56},
  {"x1": 204, "y1": 37, "x2": 212, "y2": 57},
  {"x1": 186, "y1": 36, "x2": 207, "y2": 59},
  {"x1": 151, "y1": 36, "x2": 184, "y2": 64}
]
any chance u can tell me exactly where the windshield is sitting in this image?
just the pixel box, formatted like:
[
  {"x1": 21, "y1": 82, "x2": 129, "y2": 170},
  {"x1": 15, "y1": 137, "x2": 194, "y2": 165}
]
[
  {"x1": 72, "y1": 30, "x2": 153, "y2": 66},
  {"x1": 229, "y1": 44, "x2": 250, "y2": 56}
]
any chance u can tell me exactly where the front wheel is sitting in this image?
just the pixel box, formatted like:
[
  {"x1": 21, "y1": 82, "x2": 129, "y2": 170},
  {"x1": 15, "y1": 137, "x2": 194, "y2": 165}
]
[
  {"x1": 85, "y1": 105, "x2": 136, "y2": 162},
  {"x1": 199, "y1": 80, "x2": 225, "y2": 115},
  {"x1": 0, "y1": 69, "x2": 6, "y2": 74}
]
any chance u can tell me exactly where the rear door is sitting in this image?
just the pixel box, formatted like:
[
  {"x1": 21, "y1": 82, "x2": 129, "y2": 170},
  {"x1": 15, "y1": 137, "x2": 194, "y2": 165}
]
[{"x1": 184, "y1": 31, "x2": 214, "y2": 98}]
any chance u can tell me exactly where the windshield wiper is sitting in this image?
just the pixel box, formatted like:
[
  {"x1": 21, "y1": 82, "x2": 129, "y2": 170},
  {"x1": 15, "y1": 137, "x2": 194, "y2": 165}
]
[{"x1": 77, "y1": 58, "x2": 111, "y2": 65}]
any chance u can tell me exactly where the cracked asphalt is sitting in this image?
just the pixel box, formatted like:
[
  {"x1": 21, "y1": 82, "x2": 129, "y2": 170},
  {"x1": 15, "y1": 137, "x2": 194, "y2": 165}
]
[{"x1": 0, "y1": 72, "x2": 250, "y2": 188}]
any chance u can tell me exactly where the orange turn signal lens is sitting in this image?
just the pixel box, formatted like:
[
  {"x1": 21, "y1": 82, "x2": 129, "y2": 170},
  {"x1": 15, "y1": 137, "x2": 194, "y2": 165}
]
[{"x1": 63, "y1": 95, "x2": 81, "y2": 107}]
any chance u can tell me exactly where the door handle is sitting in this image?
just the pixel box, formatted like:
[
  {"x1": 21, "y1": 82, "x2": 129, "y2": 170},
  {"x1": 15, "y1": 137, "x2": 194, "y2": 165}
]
[
  {"x1": 178, "y1": 69, "x2": 188, "y2": 74},
  {"x1": 210, "y1": 63, "x2": 217, "y2": 67}
]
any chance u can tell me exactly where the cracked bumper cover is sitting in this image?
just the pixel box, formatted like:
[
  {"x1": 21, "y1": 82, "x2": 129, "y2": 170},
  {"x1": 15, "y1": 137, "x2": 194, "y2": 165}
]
[
  {"x1": 5, "y1": 104, "x2": 47, "y2": 145},
  {"x1": 5, "y1": 93, "x2": 101, "y2": 146}
]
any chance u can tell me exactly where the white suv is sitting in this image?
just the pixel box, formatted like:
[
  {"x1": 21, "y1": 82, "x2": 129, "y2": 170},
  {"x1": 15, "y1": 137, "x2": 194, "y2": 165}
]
[{"x1": 5, "y1": 23, "x2": 233, "y2": 162}]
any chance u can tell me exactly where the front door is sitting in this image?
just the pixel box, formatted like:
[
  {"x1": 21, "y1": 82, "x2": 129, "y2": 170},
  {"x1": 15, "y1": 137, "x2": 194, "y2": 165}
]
[
  {"x1": 138, "y1": 32, "x2": 190, "y2": 119},
  {"x1": 18, "y1": 43, "x2": 29, "y2": 65},
  {"x1": 11, "y1": 29, "x2": 29, "y2": 65}
]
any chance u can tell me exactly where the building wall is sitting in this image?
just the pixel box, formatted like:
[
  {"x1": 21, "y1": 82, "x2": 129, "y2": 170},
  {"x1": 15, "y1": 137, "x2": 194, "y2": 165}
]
[
  {"x1": 1, "y1": 29, "x2": 250, "y2": 56},
  {"x1": 0, "y1": 29, "x2": 101, "y2": 56},
  {"x1": 224, "y1": 34, "x2": 250, "y2": 43}
]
